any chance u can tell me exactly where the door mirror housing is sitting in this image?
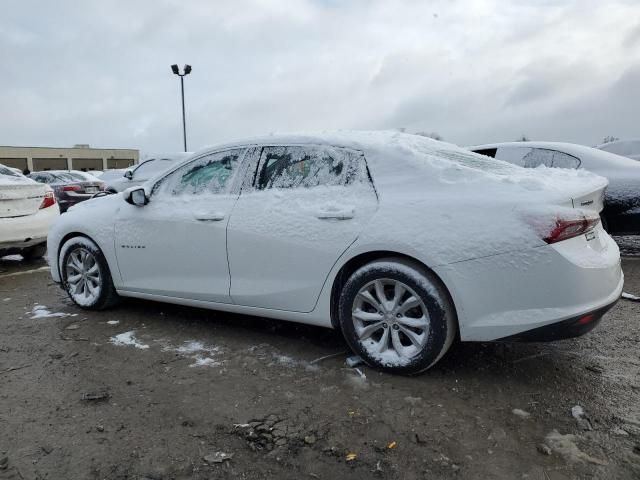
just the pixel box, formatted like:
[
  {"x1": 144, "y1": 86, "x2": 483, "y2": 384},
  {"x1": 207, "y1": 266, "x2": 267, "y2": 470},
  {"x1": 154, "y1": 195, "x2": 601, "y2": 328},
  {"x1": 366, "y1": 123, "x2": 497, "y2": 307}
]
[
  {"x1": 124, "y1": 169, "x2": 134, "y2": 180},
  {"x1": 125, "y1": 187, "x2": 148, "y2": 206}
]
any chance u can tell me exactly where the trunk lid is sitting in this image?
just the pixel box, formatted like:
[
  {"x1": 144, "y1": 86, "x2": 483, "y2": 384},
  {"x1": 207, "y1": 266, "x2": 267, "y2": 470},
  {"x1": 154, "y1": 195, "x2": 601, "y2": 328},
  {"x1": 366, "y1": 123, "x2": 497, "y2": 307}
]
[{"x1": 0, "y1": 183, "x2": 47, "y2": 218}]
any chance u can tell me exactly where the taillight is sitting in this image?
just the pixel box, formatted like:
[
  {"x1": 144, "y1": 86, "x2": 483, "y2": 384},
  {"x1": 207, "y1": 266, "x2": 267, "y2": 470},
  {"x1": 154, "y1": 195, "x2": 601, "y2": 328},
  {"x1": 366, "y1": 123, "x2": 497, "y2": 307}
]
[
  {"x1": 543, "y1": 216, "x2": 600, "y2": 244},
  {"x1": 39, "y1": 191, "x2": 56, "y2": 209},
  {"x1": 63, "y1": 184, "x2": 82, "y2": 192}
]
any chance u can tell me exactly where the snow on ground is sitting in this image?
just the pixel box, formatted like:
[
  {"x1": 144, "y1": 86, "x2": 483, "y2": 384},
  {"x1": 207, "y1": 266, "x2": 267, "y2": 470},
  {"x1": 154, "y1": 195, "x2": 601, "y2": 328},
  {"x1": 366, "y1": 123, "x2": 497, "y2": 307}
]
[
  {"x1": 165, "y1": 340, "x2": 223, "y2": 368},
  {"x1": 110, "y1": 331, "x2": 149, "y2": 350},
  {"x1": 30, "y1": 304, "x2": 71, "y2": 319},
  {"x1": 106, "y1": 320, "x2": 120, "y2": 325}
]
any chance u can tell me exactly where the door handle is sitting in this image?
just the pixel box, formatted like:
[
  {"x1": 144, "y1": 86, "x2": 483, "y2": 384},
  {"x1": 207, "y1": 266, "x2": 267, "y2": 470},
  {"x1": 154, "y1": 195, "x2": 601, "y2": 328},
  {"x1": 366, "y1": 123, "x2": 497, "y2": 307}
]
[
  {"x1": 194, "y1": 212, "x2": 226, "y2": 222},
  {"x1": 316, "y1": 207, "x2": 354, "y2": 220}
]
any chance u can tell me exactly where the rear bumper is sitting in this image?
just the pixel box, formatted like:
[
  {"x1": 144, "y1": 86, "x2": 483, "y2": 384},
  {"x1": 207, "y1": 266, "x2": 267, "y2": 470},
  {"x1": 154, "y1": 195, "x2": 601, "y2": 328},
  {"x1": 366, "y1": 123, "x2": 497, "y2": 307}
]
[
  {"x1": 434, "y1": 225, "x2": 624, "y2": 342},
  {"x1": 496, "y1": 297, "x2": 619, "y2": 342},
  {"x1": 0, "y1": 206, "x2": 59, "y2": 251}
]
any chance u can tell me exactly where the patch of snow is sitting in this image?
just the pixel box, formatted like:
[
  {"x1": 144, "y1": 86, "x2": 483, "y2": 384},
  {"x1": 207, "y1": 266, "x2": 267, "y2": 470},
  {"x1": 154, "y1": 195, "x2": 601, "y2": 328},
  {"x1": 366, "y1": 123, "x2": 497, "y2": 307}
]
[
  {"x1": 512, "y1": 408, "x2": 531, "y2": 418},
  {"x1": 1, "y1": 255, "x2": 23, "y2": 261},
  {"x1": 106, "y1": 320, "x2": 120, "y2": 325},
  {"x1": 189, "y1": 355, "x2": 222, "y2": 368},
  {"x1": 30, "y1": 304, "x2": 71, "y2": 319},
  {"x1": 545, "y1": 430, "x2": 607, "y2": 465},
  {"x1": 163, "y1": 339, "x2": 222, "y2": 368},
  {"x1": 571, "y1": 405, "x2": 585, "y2": 419},
  {"x1": 3, "y1": 298, "x2": 11, "y2": 302},
  {"x1": 110, "y1": 331, "x2": 149, "y2": 350},
  {"x1": 622, "y1": 292, "x2": 640, "y2": 301}
]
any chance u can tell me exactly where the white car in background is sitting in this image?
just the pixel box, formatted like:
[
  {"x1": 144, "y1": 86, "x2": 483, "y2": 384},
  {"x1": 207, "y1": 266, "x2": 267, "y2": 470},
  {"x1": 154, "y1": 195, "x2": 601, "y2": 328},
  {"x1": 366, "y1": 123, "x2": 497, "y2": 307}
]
[
  {"x1": 105, "y1": 153, "x2": 192, "y2": 192},
  {"x1": 48, "y1": 132, "x2": 622, "y2": 374},
  {"x1": 595, "y1": 139, "x2": 640, "y2": 161},
  {"x1": 0, "y1": 164, "x2": 60, "y2": 259},
  {"x1": 468, "y1": 142, "x2": 640, "y2": 235}
]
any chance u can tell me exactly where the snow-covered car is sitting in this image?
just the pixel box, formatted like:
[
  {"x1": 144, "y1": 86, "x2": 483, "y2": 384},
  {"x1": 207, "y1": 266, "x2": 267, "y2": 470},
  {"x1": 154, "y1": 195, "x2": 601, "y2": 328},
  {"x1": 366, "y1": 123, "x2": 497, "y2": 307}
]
[
  {"x1": 105, "y1": 153, "x2": 192, "y2": 192},
  {"x1": 28, "y1": 170, "x2": 106, "y2": 213},
  {"x1": 47, "y1": 132, "x2": 622, "y2": 374},
  {"x1": 595, "y1": 139, "x2": 640, "y2": 161},
  {"x1": 468, "y1": 142, "x2": 640, "y2": 235},
  {"x1": 0, "y1": 164, "x2": 60, "y2": 259}
]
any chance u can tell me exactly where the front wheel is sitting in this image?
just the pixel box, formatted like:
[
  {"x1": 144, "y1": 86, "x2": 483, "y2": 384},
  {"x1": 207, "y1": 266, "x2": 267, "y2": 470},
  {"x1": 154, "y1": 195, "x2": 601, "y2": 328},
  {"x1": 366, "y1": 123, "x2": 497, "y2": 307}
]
[
  {"x1": 60, "y1": 237, "x2": 120, "y2": 309},
  {"x1": 338, "y1": 258, "x2": 457, "y2": 375}
]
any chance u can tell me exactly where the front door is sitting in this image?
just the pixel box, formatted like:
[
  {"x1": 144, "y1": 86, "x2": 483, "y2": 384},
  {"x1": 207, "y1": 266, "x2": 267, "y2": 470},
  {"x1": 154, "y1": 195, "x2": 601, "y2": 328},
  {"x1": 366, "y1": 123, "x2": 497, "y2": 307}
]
[
  {"x1": 227, "y1": 144, "x2": 378, "y2": 312},
  {"x1": 114, "y1": 148, "x2": 247, "y2": 302}
]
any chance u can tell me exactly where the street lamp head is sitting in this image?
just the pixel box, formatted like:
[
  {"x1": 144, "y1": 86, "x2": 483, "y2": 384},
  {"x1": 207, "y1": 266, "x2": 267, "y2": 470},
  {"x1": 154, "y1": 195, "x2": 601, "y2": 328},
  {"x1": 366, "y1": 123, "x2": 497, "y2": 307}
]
[
  {"x1": 184, "y1": 64, "x2": 192, "y2": 75},
  {"x1": 171, "y1": 64, "x2": 180, "y2": 75}
]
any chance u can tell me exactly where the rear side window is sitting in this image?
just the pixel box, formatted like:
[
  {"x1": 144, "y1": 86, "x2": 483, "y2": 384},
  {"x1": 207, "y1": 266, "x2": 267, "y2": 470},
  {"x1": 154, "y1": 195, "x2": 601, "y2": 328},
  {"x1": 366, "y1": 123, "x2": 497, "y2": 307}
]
[
  {"x1": 495, "y1": 147, "x2": 580, "y2": 169},
  {"x1": 256, "y1": 145, "x2": 364, "y2": 190},
  {"x1": 154, "y1": 148, "x2": 245, "y2": 196},
  {"x1": 472, "y1": 148, "x2": 497, "y2": 158}
]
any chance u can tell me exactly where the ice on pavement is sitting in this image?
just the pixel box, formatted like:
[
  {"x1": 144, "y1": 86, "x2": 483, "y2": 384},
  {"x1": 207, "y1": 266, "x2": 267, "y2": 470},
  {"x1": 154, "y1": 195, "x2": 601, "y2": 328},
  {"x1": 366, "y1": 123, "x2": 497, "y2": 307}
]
[
  {"x1": 110, "y1": 331, "x2": 149, "y2": 350},
  {"x1": 30, "y1": 304, "x2": 71, "y2": 319}
]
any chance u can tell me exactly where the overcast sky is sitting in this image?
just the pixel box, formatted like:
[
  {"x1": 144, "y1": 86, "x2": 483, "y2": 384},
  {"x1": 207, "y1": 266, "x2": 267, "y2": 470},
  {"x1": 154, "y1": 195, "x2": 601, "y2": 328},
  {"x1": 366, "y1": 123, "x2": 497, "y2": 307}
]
[{"x1": 1, "y1": 0, "x2": 639, "y2": 154}]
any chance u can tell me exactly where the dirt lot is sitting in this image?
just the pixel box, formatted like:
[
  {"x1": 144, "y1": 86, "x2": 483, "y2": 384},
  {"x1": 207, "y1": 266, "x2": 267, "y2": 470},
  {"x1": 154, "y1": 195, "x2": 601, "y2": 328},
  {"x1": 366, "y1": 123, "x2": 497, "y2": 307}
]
[{"x1": 1, "y1": 252, "x2": 639, "y2": 479}]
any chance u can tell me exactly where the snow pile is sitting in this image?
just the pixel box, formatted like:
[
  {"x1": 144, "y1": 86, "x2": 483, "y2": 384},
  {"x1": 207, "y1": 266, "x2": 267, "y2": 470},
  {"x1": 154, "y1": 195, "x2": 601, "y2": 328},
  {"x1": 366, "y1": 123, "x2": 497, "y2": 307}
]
[
  {"x1": 30, "y1": 305, "x2": 71, "y2": 319},
  {"x1": 110, "y1": 331, "x2": 149, "y2": 350}
]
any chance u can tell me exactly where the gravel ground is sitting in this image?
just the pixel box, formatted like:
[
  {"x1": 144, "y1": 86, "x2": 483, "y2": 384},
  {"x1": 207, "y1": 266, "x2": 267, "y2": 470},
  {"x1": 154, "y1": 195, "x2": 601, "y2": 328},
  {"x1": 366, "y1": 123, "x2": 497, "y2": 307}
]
[{"x1": 0, "y1": 253, "x2": 639, "y2": 479}]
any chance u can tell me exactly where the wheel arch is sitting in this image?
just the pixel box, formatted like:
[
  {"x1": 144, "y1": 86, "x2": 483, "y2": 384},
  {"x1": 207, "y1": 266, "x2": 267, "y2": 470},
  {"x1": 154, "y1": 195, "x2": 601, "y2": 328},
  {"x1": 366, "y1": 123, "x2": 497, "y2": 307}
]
[
  {"x1": 55, "y1": 232, "x2": 102, "y2": 279},
  {"x1": 328, "y1": 250, "x2": 459, "y2": 334}
]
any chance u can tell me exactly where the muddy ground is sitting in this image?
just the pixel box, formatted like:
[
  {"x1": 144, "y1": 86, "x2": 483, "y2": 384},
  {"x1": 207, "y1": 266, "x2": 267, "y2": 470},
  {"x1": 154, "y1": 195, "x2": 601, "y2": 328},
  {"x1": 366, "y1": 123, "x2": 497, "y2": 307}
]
[{"x1": 1, "y1": 248, "x2": 639, "y2": 479}]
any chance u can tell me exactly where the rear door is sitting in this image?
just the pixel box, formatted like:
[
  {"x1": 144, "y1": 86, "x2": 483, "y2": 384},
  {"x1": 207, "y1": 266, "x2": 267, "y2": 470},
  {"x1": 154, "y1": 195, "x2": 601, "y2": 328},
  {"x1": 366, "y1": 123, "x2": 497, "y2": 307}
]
[{"x1": 227, "y1": 144, "x2": 378, "y2": 312}]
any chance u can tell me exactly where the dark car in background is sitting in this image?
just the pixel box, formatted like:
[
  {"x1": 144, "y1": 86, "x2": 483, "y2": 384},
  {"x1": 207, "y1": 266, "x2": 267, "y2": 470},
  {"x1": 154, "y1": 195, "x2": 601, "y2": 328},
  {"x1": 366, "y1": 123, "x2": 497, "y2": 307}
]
[
  {"x1": 28, "y1": 170, "x2": 105, "y2": 213},
  {"x1": 468, "y1": 141, "x2": 640, "y2": 235}
]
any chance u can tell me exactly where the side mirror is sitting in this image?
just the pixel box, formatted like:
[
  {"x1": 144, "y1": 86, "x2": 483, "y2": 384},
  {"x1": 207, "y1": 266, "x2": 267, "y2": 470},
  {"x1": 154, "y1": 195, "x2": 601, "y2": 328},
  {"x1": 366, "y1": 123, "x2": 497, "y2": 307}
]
[
  {"x1": 125, "y1": 187, "x2": 148, "y2": 206},
  {"x1": 124, "y1": 169, "x2": 133, "y2": 180}
]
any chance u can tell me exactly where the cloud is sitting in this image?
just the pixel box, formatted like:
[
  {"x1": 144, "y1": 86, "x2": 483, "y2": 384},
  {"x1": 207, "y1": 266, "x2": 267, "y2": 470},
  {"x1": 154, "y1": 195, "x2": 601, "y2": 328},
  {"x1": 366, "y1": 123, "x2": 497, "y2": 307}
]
[{"x1": 1, "y1": 0, "x2": 639, "y2": 154}]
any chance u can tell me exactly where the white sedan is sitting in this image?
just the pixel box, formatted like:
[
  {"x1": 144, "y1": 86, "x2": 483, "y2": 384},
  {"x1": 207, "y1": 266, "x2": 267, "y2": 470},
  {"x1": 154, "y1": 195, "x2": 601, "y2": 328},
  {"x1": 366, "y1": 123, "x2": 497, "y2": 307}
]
[
  {"x1": 1, "y1": 164, "x2": 60, "y2": 259},
  {"x1": 47, "y1": 132, "x2": 622, "y2": 374}
]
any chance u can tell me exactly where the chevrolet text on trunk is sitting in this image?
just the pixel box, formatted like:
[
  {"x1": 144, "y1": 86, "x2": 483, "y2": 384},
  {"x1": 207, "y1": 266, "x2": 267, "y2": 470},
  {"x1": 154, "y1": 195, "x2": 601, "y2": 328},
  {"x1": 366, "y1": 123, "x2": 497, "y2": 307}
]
[{"x1": 47, "y1": 132, "x2": 623, "y2": 374}]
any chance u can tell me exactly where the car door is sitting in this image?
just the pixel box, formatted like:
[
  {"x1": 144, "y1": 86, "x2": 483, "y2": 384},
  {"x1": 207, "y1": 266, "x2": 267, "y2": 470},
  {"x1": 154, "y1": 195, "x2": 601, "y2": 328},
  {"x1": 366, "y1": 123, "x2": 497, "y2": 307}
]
[
  {"x1": 114, "y1": 148, "x2": 247, "y2": 302},
  {"x1": 227, "y1": 144, "x2": 378, "y2": 312}
]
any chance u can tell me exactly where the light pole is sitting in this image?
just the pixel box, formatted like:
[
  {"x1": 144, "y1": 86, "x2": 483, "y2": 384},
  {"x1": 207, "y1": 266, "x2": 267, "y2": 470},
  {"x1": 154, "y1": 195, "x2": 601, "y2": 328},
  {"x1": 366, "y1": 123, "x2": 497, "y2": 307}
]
[{"x1": 171, "y1": 64, "x2": 192, "y2": 152}]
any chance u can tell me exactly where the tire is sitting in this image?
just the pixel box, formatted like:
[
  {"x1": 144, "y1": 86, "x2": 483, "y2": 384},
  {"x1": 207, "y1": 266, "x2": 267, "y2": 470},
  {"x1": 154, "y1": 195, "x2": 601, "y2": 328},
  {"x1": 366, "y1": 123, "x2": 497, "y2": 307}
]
[
  {"x1": 60, "y1": 236, "x2": 120, "y2": 310},
  {"x1": 338, "y1": 258, "x2": 457, "y2": 375},
  {"x1": 22, "y1": 243, "x2": 47, "y2": 260}
]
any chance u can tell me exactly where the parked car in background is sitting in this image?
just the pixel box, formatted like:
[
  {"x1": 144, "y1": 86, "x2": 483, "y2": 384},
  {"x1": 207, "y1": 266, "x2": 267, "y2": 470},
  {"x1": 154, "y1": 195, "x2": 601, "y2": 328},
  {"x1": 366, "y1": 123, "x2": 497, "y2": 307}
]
[
  {"x1": 105, "y1": 153, "x2": 191, "y2": 192},
  {"x1": 595, "y1": 139, "x2": 640, "y2": 161},
  {"x1": 94, "y1": 168, "x2": 125, "y2": 181},
  {"x1": 48, "y1": 132, "x2": 621, "y2": 374},
  {"x1": 468, "y1": 141, "x2": 640, "y2": 235},
  {"x1": 0, "y1": 164, "x2": 59, "y2": 259},
  {"x1": 28, "y1": 170, "x2": 105, "y2": 213}
]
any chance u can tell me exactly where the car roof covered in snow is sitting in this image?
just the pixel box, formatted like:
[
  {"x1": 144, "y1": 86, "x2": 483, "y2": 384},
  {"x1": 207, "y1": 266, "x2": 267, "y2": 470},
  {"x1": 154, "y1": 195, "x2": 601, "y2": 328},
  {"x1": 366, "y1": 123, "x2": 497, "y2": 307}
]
[{"x1": 191, "y1": 131, "x2": 607, "y2": 200}]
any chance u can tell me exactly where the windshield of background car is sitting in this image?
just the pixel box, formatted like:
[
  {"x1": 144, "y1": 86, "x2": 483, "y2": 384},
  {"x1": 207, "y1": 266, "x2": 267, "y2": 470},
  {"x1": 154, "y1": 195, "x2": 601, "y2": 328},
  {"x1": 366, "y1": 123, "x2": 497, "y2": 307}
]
[{"x1": 0, "y1": 166, "x2": 21, "y2": 177}]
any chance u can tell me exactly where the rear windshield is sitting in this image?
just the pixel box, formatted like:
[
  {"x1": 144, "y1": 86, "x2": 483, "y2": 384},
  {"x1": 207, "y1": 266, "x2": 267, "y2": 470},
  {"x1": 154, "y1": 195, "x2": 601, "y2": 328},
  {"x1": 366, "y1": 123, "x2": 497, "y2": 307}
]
[
  {"x1": 51, "y1": 172, "x2": 86, "y2": 182},
  {"x1": 435, "y1": 149, "x2": 520, "y2": 174},
  {"x1": 0, "y1": 166, "x2": 20, "y2": 177}
]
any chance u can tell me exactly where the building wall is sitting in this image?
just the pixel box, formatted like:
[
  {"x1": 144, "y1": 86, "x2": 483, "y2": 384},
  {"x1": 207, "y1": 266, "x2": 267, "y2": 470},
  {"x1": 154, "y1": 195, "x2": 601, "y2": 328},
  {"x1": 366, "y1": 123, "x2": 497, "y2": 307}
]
[{"x1": 0, "y1": 145, "x2": 139, "y2": 173}]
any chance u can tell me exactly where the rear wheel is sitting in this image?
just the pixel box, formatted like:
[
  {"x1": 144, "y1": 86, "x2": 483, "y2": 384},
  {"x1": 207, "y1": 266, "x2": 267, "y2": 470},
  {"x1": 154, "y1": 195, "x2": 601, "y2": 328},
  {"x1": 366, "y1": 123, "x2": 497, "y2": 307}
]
[
  {"x1": 338, "y1": 258, "x2": 456, "y2": 375},
  {"x1": 22, "y1": 243, "x2": 47, "y2": 260},
  {"x1": 60, "y1": 237, "x2": 120, "y2": 309}
]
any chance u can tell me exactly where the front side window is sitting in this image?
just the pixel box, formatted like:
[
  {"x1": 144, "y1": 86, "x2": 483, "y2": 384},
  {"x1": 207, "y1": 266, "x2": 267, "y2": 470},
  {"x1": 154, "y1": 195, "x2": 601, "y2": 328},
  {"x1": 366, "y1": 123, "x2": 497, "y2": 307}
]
[
  {"x1": 154, "y1": 149, "x2": 245, "y2": 196},
  {"x1": 256, "y1": 145, "x2": 362, "y2": 190}
]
